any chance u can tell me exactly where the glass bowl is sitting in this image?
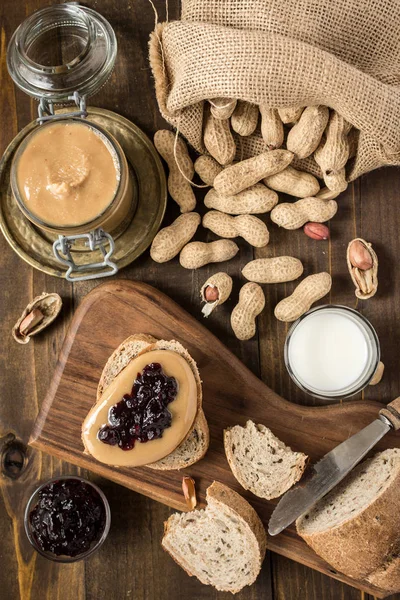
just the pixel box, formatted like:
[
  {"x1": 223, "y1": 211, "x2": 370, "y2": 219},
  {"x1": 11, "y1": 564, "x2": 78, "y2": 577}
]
[
  {"x1": 24, "y1": 475, "x2": 111, "y2": 563},
  {"x1": 284, "y1": 305, "x2": 381, "y2": 401}
]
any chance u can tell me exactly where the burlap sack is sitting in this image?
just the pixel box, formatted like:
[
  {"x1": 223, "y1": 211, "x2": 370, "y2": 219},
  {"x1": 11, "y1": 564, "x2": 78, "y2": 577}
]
[{"x1": 149, "y1": 0, "x2": 400, "y2": 181}]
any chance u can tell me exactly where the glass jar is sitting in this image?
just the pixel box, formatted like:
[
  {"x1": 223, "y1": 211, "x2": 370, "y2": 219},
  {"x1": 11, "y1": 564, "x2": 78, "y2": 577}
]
[
  {"x1": 284, "y1": 305, "x2": 381, "y2": 401},
  {"x1": 6, "y1": 4, "x2": 134, "y2": 281},
  {"x1": 10, "y1": 117, "x2": 133, "y2": 237},
  {"x1": 24, "y1": 475, "x2": 111, "y2": 563},
  {"x1": 7, "y1": 4, "x2": 117, "y2": 101}
]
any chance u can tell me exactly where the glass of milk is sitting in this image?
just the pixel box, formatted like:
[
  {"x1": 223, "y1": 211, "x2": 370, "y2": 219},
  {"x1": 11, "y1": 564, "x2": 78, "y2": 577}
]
[{"x1": 284, "y1": 305, "x2": 380, "y2": 400}]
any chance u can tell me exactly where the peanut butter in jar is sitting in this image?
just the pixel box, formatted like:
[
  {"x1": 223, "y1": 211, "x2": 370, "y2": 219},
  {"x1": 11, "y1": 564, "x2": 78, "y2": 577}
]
[{"x1": 11, "y1": 118, "x2": 133, "y2": 235}]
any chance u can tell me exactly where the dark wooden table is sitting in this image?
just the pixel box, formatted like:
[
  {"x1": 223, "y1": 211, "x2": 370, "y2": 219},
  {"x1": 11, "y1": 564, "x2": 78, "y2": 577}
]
[{"x1": 1, "y1": 1, "x2": 399, "y2": 599}]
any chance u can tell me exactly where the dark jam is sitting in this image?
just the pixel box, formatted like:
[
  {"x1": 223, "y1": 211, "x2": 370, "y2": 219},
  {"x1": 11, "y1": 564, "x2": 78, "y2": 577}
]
[
  {"x1": 98, "y1": 362, "x2": 178, "y2": 451},
  {"x1": 29, "y1": 479, "x2": 106, "y2": 557}
]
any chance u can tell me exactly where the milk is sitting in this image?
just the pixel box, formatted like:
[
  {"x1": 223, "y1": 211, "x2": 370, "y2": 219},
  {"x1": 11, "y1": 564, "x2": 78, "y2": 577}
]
[{"x1": 286, "y1": 307, "x2": 375, "y2": 395}]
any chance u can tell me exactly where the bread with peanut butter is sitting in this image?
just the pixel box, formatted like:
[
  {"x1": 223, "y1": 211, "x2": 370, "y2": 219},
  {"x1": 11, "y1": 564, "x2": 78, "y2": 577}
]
[{"x1": 82, "y1": 334, "x2": 209, "y2": 470}]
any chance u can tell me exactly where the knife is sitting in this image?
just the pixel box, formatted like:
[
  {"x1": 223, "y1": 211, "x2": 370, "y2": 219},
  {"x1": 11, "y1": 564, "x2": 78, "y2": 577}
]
[{"x1": 268, "y1": 397, "x2": 400, "y2": 536}]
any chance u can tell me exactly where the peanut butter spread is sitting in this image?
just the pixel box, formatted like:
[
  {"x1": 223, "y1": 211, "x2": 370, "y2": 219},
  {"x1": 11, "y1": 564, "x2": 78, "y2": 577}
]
[
  {"x1": 16, "y1": 121, "x2": 119, "y2": 227},
  {"x1": 82, "y1": 350, "x2": 198, "y2": 467}
]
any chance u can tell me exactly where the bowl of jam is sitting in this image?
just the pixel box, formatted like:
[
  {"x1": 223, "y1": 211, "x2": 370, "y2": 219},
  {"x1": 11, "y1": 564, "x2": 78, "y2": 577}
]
[{"x1": 24, "y1": 476, "x2": 111, "y2": 562}]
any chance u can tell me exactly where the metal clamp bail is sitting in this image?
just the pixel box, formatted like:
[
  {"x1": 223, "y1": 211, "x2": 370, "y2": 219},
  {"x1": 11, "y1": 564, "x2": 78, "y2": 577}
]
[
  {"x1": 37, "y1": 92, "x2": 88, "y2": 125},
  {"x1": 53, "y1": 228, "x2": 118, "y2": 282}
]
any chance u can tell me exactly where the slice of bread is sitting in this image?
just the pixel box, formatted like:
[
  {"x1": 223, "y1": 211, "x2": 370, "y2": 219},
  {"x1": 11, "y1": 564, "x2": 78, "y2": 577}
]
[
  {"x1": 97, "y1": 334, "x2": 158, "y2": 398},
  {"x1": 97, "y1": 334, "x2": 209, "y2": 470},
  {"x1": 224, "y1": 420, "x2": 307, "y2": 499},
  {"x1": 149, "y1": 408, "x2": 209, "y2": 470},
  {"x1": 162, "y1": 481, "x2": 267, "y2": 593},
  {"x1": 296, "y1": 449, "x2": 400, "y2": 582}
]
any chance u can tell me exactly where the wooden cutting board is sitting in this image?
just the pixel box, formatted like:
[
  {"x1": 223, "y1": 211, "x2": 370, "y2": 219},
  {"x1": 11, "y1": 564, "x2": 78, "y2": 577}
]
[{"x1": 30, "y1": 280, "x2": 400, "y2": 598}]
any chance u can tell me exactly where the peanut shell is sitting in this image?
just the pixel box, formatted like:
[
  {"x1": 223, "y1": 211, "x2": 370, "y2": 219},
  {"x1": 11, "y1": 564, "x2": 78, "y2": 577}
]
[
  {"x1": 346, "y1": 238, "x2": 378, "y2": 299},
  {"x1": 201, "y1": 272, "x2": 233, "y2": 317},
  {"x1": 264, "y1": 166, "x2": 320, "y2": 198},
  {"x1": 203, "y1": 110, "x2": 236, "y2": 166},
  {"x1": 231, "y1": 283, "x2": 265, "y2": 340},
  {"x1": 278, "y1": 106, "x2": 304, "y2": 124},
  {"x1": 316, "y1": 187, "x2": 342, "y2": 201},
  {"x1": 242, "y1": 257, "x2": 303, "y2": 284},
  {"x1": 323, "y1": 168, "x2": 348, "y2": 194},
  {"x1": 203, "y1": 211, "x2": 269, "y2": 248},
  {"x1": 180, "y1": 240, "x2": 239, "y2": 269},
  {"x1": 231, "y1": 101, "x2": 259, "y2": 136},
  {"x1": 150, "y1": 213, "x2": 201, "y2": 263},
  {"x1": 271, "y1": 197, "x2": 337, "y2": 230},
  {"x1": 286, "y1": 106, "x2": 329, "y2": 158},
  {"x1": 204, "y1": 184, "x2": 278, "y2": 215},
  {"x1": 194, "y1": 155, "x2": 223, "y2": 186},
  {"x1": 12, "y1": 292, "x2": 62, "y2": 344},
  {"x1": 214, "y1": 149, "x2": 293, "y2": 196},
  {"x1": 209, "y1": 98, "x2": 237, "y2": 120},
  {"x1": 274, "y1": 272, "x2": 332, "y2": 322},
  {"x1": 260, "y1": 106, "x2": 284, "y2": 150},
  {"x1": 154, "y1": 130, "x2": 196, "y2": 213},
  {"x1": 314, "y1": 111, "x2": 351, "y2": 192}
]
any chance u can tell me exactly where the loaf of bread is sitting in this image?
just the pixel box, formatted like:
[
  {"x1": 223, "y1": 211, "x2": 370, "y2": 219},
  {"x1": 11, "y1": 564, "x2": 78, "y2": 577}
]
[
  {"x1": 97, "y1": 334, "x2": 209, "y2": 470},
  {"x1": 297, "y1": 448, "x2": 400, "y2": 590},
  {"x1": 224, "y1": 420, "x2": 307, "y2": 499},
  {"x1": 367, "y1": 553, "x2": 400, "y2": 594},
  {"x1": 162, "y1": 481, "x2": 267, "y2": 593}
]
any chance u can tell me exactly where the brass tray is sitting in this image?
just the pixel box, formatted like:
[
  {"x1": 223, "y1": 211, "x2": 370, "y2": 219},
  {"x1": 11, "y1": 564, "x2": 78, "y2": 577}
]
[{"x1": 0, "y1": 107, "x2": 167, "y2": 278}]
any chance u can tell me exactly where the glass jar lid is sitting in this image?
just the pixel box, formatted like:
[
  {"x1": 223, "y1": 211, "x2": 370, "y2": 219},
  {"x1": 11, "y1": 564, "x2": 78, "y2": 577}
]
[{"x1": 7, "y1": 3, "x2": 117, "y2": 102}]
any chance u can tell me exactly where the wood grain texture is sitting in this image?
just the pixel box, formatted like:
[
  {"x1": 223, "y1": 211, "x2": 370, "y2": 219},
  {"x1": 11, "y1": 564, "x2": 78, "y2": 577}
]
[
  {"x1": 29, "y1": 280, "x2": 400, "y2": 597},
  {"x1": 0, "y1": 0, "x2": 399, "y2": 599}
]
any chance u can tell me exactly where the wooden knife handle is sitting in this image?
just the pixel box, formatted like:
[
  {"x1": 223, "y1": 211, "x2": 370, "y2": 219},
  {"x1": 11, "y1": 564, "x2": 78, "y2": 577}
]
[{"x1": 380, "y1": 397, "x2": 400, "y2": 430}]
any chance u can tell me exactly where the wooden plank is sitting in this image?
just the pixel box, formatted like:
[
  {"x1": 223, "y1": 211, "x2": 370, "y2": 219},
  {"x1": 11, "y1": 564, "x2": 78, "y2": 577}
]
[
  {"x1": 1, "y1": 3, "x2": 93, "y2": 599},
  {"x1": 272, "y1": 555, "x2": 367, "y2": 600},
  {"x1": 257, "y1": 158, "x2": 400, "y2": 600},
  {"x1": 28, "y1": 279, "x2": 399, "y2": 597},
  {"x1": 0, "y1": 0, "x2": 399, "y2": 599}
]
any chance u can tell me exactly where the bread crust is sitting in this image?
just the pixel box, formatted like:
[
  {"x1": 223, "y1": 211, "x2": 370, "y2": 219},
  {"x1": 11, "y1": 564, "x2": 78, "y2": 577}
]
[
  {"x1": 207, "y1": 481, "x2": 267, "y2": 562},
  {"x1": 297, "y1": 450, "x2": 400, "y2": 581},
  {"x1": 366, "y1": 552, "x2": 400, "y2": 593},
  {"x1": 86, "y1": 334, "x2": 209, "y2": 470},
  {"x1": 162, "y1": 481, "x2": 267, "y2": 593},
  {"x1": 148, "y1": 408, "x2": 209, "y2": 470},
  {"x1": 97, "y1": 334, "x2": 157, "y2": 399}
]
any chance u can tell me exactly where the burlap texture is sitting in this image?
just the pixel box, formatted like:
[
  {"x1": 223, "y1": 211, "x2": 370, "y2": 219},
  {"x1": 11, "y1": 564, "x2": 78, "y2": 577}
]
[{"x1": 149, "y1": 0, "x2": 400, "y2": 180}]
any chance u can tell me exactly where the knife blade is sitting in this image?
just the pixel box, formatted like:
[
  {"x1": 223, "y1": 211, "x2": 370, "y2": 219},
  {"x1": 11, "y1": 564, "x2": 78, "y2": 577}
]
[{"x1": 268, "y1": 416, "x2": 392, "y2": 536}]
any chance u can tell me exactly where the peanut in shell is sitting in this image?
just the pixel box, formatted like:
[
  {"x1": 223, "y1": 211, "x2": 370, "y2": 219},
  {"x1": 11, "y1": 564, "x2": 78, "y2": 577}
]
[
  {"x1": 242, "y1": 257, "x2": 303, "y2": 284},
  {"x1": 286, "y1": 106, "x2": 329, "y2": 159},
  {"x1": 347, "y1": 238, "x2": 378, "y2": 299},
  {"x1": 274, "y1": 272, "x2": 332, "y2": 322},
  {"x1": 201, "y1": 272, "x2": 233, "y2": 317},
  {"x1": 231, "y1": 101, "x2": 259, "y2": 136},
  {"x1": 203, "y1": 110, "x2": 236, "y2": 166},
  {"x1": 214, "y1": 149, "x2": 293, "y2": 197},
  {"x1": 12, "y1": 292, "x2": 62, "y2": 344},
  {"x1": 203, "y1": 211, "x2": 270, "y2": 248},
  {"x1": 204, "y1": 185, "x2": 278, "y2": 215}
]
